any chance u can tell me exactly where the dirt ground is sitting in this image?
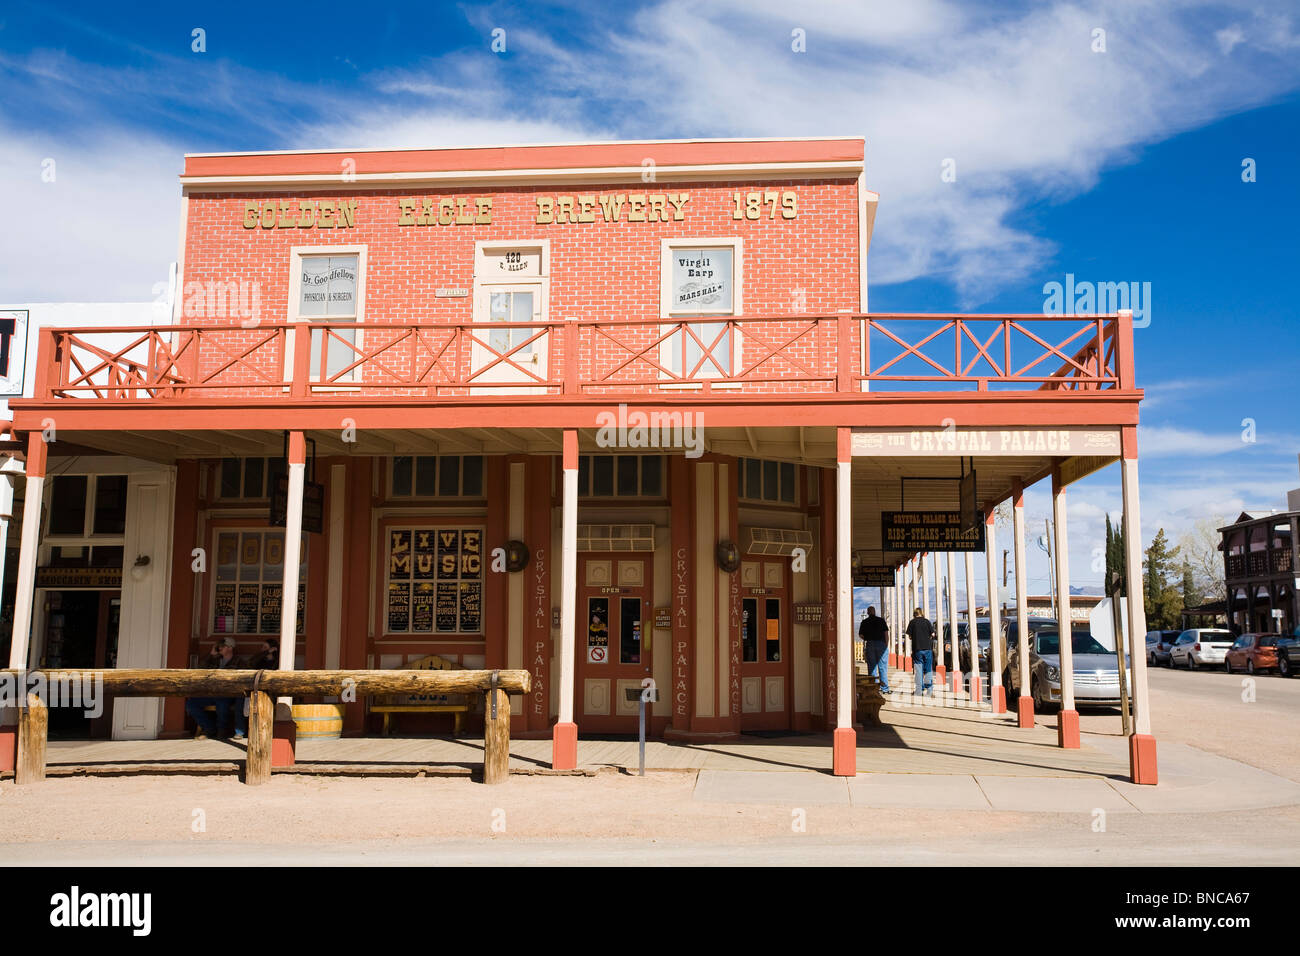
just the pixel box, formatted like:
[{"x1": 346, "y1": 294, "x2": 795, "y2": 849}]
[{"x1": 2, "y1": 666, "x2": 1297, "y2": 864}]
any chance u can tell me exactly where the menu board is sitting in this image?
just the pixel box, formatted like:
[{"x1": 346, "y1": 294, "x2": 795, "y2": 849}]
[
  {"x1": 460, "y1": 582, "x2": 482, "y2": 632},
  {"x1": 214, "y1": 583, "x2": 236, "y2": 634},
  {"x1": 260, "y1": 583, "x2": 282, "y2": 634},
  {"x1": 388, "y1": 582, "x2": 411, "y2": 632},
  {"x1": 414, "y1": 531, "x2": 435, "y2": 580},
  {"x1": 437, "y1": 530, "x2": 459, "y2": 580},
  {"x1": 412, "y1": 582, "x2": 435, "y2": 632},
  {"x1": 237, "y1": 585, "x2": 260, "y2": 633},
  {"x1": 390, "y1": 530, "x2": 411, "y2": 578},
  {"x1": 436, "y1": 583, "x2": 458, "y2": 631}
]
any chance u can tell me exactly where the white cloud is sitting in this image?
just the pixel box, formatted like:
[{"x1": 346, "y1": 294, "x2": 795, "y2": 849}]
[{"x1": 1216, "y1": 25, "x2": 1246, "y2": 54}]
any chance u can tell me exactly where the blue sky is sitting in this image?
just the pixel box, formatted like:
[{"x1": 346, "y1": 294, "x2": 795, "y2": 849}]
[{"x1": 3, "y1": 0, "x2": 1298, "y2": 600}]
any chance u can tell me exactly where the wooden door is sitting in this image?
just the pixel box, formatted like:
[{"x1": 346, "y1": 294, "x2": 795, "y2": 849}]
[
  {"x1": 738, "y1": 560, "x2": 790, "y2": 731},
  {"x1": 575, "y1": 555, "x2": 653, "y2": 733}
]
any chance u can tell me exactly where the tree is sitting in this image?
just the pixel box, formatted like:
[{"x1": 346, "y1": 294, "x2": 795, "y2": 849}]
[
  {"x1": 1143, "y1": 529, "x2": 1184, "y2": 629},
  {"x1": 1182, "y1": 560, "x2": 1200, "y2": 609},
  {"x1": 1176, "y1": 516, "x2": 1228, "y2": 605},
  {"x1": 1105, "y1": 513, "x2": 1125, "y2": 587}
]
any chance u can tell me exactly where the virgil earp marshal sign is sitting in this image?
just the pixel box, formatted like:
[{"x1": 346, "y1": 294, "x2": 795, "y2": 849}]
[{"x1": 882, "y1": 512, "x2": 985, "y2": 552}]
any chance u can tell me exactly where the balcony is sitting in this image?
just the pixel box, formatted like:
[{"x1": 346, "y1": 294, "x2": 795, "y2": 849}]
[{"x1": 27, "y1": 312, "x2": 1134, "y2": 404}]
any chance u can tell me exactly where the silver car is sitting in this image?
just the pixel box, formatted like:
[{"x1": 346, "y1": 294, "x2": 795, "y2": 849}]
[{"x1": 1005, "y1": 629, "x2": 1130, "y2": 712}]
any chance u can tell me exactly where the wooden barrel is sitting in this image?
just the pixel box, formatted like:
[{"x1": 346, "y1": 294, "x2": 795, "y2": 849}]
[{"x1": 291, "y1": 703, "x2": 345, "y2": 739}]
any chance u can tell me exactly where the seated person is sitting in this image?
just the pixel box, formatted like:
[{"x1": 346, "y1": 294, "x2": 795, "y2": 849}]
[
  {"x1": 248, "y1": 639, "x2": 279, "y2": 670},
  {"x1": 184, "y1": 636, "x2": 248, "y2": 740}
]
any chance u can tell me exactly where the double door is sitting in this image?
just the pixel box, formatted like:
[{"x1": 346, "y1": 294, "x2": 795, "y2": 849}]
[{"x1": 575, "y1": 555, "x2": 652, "y2": 733}]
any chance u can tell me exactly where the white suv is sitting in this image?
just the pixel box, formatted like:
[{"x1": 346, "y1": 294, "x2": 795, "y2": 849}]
[{"x1": 1170, "y1": 629, "x2": 1234, "y2": 669}]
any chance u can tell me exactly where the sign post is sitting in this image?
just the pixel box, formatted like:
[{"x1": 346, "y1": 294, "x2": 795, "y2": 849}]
[{"x1": 629, "y1": 679, "x2": 659, "y2": 776}]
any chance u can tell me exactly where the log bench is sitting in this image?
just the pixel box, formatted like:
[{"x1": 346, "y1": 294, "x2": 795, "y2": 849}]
[
  {"x1": 1, "y1": 667, "x2": 529, "y2": 786},
  {"x1": 856, "y1": 673, "x2": 886, "y2": 727},
  {"x1": 369, "y1": 654, "x2": 472, "y2": 736}
]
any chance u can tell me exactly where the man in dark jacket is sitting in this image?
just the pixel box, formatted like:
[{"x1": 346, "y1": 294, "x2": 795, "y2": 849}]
[
  {"x1": 185, "y1": 636, "x2": 248, "y2": 740},
  {"x1": 858, "y1": 606, "x2": 890, "y2": 693},
  {"x1": 906, "y1": 608, "x2": 936, "y2": 696}
]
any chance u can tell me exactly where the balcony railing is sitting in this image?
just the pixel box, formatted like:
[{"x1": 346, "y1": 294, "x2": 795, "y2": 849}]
[{"x1": 29, "y1": 312, "x2": 1133, "y2": 403}]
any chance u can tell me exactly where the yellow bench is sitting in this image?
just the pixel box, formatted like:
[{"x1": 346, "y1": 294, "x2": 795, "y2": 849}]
[{"x1": 370, "y1": 654, "x2": 472, "y2": 736}]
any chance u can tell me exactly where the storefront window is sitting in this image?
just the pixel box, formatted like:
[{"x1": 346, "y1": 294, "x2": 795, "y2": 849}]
[
  {"x1": 47, "y1": 474, "x2": 129, "y2": 536},
  {"x1": 212, "y1": 530, "x2": 306, "y2": 635},
  {"x1": 738, "y1": 458, "x2": 797, "y2": 504},
  {"x1": 390, "y1": 456, "x2": 484, "y2": 498},
  {"x1": 386, "y1": 527, "x2": 483, "y2": 634},
  {"x1": 577, "y1": 455, "x2": 664, "y2": 498},
  {"x1": 218, "y1": 457, "x2": 286, "y2": 500}
]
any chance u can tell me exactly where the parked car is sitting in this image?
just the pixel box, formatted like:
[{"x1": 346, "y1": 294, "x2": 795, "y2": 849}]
[
  {"x1": 956, "y1": 618, "x2": 1009, "y2": 672},
  {"x1": 1277, "y1": 635, "x2": 1300, "y2": 678},
  {"x1": 1224, "y1": 633, "x2": 1282, "y2": 674},
  {"x1": 1145, "y1": 629, "x2": 1182, "y2": 667},
  {"x1": 1169, "y1": 629, "x2": 1234, "y2": 669},
  {"x1": 1002, "y1": 618, "x2": 1065, "y2": 685},
  {"x1": 1005, "y1": 628, "x2": 1130, "y2": 712}
]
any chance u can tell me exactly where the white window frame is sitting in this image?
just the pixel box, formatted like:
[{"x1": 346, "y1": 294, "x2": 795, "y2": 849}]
[
  {"x1": 285, "y1": 244, "x2": 368, "y2": 388},
  {"x1": 471, "y1": 240, "x2": 550, "y2": 387},
  {"x1": 658, "y1": 237, "x2": 743, "y2": 389}
]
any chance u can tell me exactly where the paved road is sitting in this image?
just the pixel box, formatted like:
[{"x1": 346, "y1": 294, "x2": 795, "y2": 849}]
[
  {"x1": 1064, "y1": 665, "x2": 1300, "y2": 782},
  {"x1": 9, "y1": 805, "x2": 1300, "y2": 866}
]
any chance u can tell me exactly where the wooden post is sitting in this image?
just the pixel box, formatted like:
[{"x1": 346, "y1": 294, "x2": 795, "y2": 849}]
[
  {"x1": 16, "y1": 693, "x2": 47, "y2": 785},
  {"x1": 246, "y1": 690, "x2": 273, "y2": 786},
  {"x1": 483, "y1": 679, "x2": 510, "y2": 784}
]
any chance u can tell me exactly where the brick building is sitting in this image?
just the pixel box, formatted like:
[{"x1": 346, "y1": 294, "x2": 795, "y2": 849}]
[{"x1": 1, "y1": 137, "x2": 1159, "y2": 783}]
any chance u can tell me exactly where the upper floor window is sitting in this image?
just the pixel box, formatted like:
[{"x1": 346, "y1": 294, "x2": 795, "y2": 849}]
[
  {"x1": 660, "y1": 238, "x2": 742, "y2": 379},
  {"x1": 738, "y1": 458, "x2": 796, "y2": 504},
  {"x1": 290, "y1": 247, "x2": 366, "y2": 382},
  {"x1": 218, "y1": 457, "x2": 286, "y2": 501},
  {"x1": 391, "y1": 455, "x2": 485, "y2": 498},
  {"x1": 47, "y1": 474, "x2": 128, "y2": 537},
  {"x1": 578, "y1": 455, "x2": 663, "y2": 498}
]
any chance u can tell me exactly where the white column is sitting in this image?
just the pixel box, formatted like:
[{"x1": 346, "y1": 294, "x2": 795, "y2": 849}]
[
  {"x1": 964, "y1": 549, "x2": 977, "y2": 697},
  {"x1": 277, "y1": 434, "x2": 306, "y2": 720},
  {"x1": 1053, "y1": 471, "x2": 1075, "y2": 715},
  {"x1": 934, "y1": 552, "x2": 945, "y2": 677},
  {"x1": 1013, "y1": 483, "x2": 1032, "y2": 718},
  {"x1": 946, "y1": 551, "x2": 959, "y2": 691},
  {"x1": 553, "y1": 430, "x2": 580, "y2": 769},
  {"x1": 832, "y1": 429, "x2": 855, "y2": 776},
  {"x1": 8, "y1": 436, "x2": 45, "y2": 671},
  {"x1": 920, "y1": 552, "x2": 930, "y2": 621},
  {"x1": 1121, "y1": 457, "x2": 1150, "y2": 736},
  {"x1": 985, "y1": 509, "x2": 1004, "y2": 710},
  {"x1": 558, "y1": 459, "x2": 578, "y2": 723},
  {"x1": 836, "y1": 455, "x2": 852, "y2": 731}
]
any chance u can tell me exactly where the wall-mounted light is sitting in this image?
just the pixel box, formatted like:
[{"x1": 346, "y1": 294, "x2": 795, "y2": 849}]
[
  {"x1": 715, "y1": 540, "x2": 740, "y2": 573},
  {"x1": 504, "y1": 540, "x2": 530, "y2": 573},
  {"x1": 130, "y1": 554, "x2": 151, "y2": 582}
]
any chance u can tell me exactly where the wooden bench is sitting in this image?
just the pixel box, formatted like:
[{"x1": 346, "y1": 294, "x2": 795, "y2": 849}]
[
  {"x1": 370, "y1": 654, "x2": 473, "y2": 736},
  {"x1": 856, "y1": 673, "x2": 886, "y2": 727}
]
